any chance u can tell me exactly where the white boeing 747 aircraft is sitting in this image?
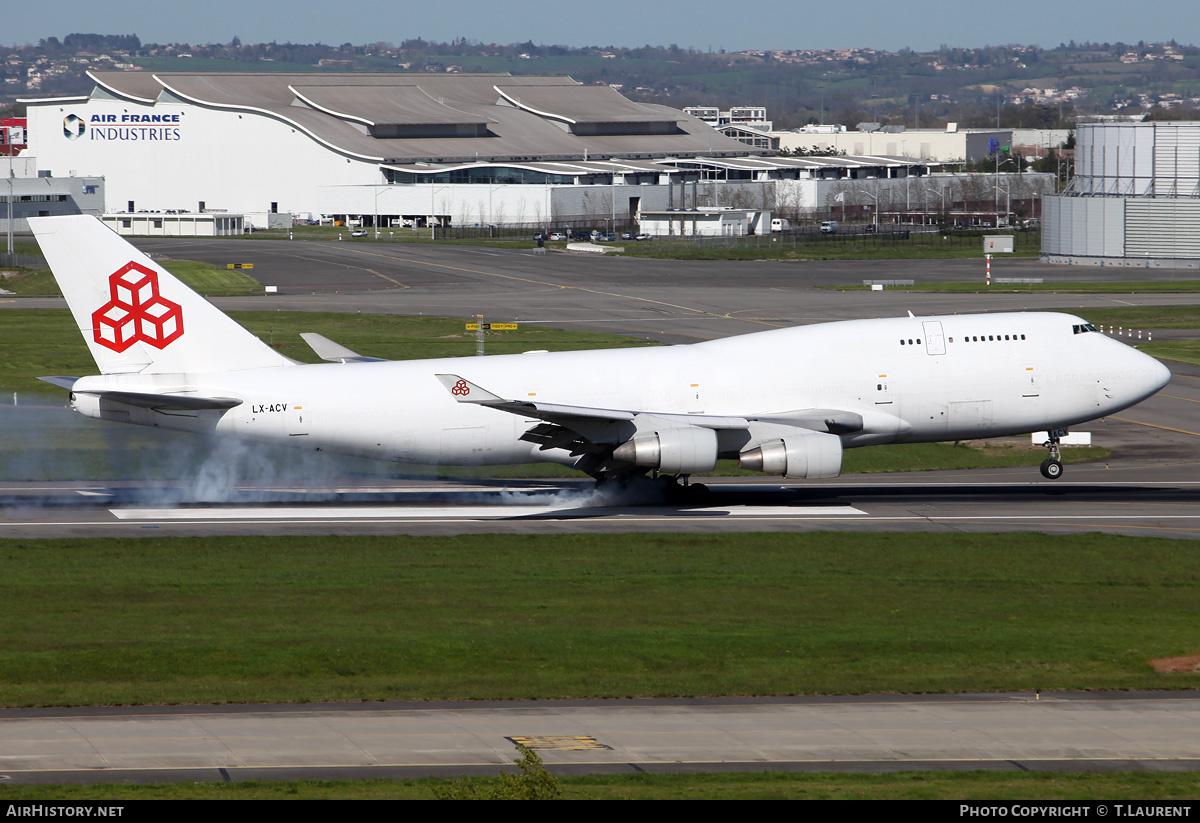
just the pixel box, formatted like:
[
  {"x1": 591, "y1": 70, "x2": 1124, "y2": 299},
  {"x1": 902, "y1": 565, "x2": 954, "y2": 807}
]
[{"x1": 31, "y1": 215, "x2": 1170, "y2": 489}]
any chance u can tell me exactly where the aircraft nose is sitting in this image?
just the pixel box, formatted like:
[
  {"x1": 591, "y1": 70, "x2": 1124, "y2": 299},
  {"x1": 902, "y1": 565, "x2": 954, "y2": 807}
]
[
  {"x1": 1126, "y1": 346, "x2": 1170, "y2": 404},
  {"x1": 1151, "y1": 356, "x2": 1171, "y2": 392}
]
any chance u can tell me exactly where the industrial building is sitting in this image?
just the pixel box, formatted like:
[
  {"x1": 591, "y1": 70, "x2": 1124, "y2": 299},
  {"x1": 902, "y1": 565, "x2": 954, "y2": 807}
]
[
  {"x1": 23, "y1": 71, "x2": 961, "y2": 230},
  {"x1": 0, "y1": 153, "x2": 104, "y2": 236},
  {"x1": 1042, "y1": 122, "x2": 1200, "y2": 266},
  {"x1": 774, "y1": 124, "x2": 1015, "y2": 164},
  {"x1": 23, "y1": 71, "x2": 761, "y2": 228}
]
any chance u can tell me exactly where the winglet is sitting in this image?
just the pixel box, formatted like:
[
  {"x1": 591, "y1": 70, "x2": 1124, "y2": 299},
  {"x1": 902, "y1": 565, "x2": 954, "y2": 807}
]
[{"x1": 434, "y1": 374, "x2": 504, "y2": 403}]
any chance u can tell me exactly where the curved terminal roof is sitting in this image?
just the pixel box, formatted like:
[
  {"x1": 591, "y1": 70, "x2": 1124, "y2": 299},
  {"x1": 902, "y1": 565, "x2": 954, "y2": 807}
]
[
  {"x1": 76, "y1": 71, "x2": 752, "y2": 165},
  {"x1": 494, "y1": 84, "x2": 672, "y2": 125}
]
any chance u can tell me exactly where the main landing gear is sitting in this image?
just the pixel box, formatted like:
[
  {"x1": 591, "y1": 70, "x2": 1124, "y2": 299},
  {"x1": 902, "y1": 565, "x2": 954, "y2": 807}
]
[{"x1": 1039, "y1": 429, "x2": 1067, "y2": 479}]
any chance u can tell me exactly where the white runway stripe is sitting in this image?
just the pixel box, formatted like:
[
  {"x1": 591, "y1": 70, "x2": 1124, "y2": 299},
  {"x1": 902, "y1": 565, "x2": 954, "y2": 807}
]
[{"x1": 109, "y1": 504, "x2": 868, "y2": 521}]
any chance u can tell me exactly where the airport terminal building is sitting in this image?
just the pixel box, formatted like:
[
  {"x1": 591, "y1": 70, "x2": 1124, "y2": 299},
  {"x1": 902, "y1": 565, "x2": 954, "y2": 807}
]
[
  {"x1": 24, "y1": 71, "x2": 949, "y2": 230},
  {"x1": 1043, "y1": 122, "x2": 1200, "y2": 266}
]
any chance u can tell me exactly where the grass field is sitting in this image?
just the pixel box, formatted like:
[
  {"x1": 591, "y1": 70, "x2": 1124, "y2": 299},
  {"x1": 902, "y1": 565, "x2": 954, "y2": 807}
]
[
  {"x1": 1, "y1": 532, "x2": 1198, "y2": 707},
  {"x1": 0, "y1": 309, "x2": 661, "y2": 396},
  {"x1": 0, "y1": 259, "x2": 261, "y2": 297}
]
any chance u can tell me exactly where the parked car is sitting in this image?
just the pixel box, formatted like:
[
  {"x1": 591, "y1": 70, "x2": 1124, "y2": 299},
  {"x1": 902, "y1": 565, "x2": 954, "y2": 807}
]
[
  {"x1": 636, "y1": 233, "x2": 652, "y2": 241},
  {"x1": 548, "y1": 231, "x2": 566, "y2": 241},
  {"x1": 596, "y1": 232, "x2": 617, "y2": 242},
  {"x1": 621, "y1": 231, "x2": 636, "y2": 240},
  {"x1": 350, "y1": 229, "x2": 368, "y2": 237}
]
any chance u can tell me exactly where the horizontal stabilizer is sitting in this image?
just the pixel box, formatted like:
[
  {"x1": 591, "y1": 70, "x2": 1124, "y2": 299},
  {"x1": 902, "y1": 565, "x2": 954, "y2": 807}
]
[
  {"x1": 300, "y1": 333, "x2": 387, "y2": 363},
  {"x1": 38, "y1": 376, "x2": 80, "y2": 391},
  {"x1": 82, "y1": 390, "x2": 243, "y2": 411}
]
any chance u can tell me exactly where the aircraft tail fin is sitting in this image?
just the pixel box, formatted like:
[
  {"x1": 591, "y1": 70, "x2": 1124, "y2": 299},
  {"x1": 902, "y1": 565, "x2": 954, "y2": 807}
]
[{"x1": 28, "y1": 215, "x2": 292, "y2": 376}]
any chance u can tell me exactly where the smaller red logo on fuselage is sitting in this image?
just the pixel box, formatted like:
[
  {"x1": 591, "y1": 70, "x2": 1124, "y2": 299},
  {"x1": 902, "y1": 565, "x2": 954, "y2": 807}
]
[
  {"x1": 92, "y1": 262, "x2": 183, "y2": 352},
  {"x1": 451, "y1": 379, "x2": 470, "y2": 396}
]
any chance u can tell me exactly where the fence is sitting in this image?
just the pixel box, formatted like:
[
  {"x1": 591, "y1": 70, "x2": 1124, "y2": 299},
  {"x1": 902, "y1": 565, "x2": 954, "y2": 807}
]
[
  {"x1": 0, "y1": 251, "x2": 45, "y2": 269},
  {"x1": 641, "y1": 229, "x2": 1042, "y2": 254}
]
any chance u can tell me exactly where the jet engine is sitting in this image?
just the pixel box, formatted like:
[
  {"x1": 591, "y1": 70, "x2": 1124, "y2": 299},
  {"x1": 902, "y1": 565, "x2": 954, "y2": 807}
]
[
  {"x1": 738, "y1": 431, "x2": 843, "y2": 479},
  {"x1": 612, "y1": 426, "x2": 718, "y2": 474}
]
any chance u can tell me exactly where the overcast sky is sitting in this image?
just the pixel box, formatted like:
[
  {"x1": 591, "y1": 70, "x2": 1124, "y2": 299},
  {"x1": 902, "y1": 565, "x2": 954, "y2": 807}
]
[{"x1": 7, "y1": 0, "x2": 1198, "y2": 53}]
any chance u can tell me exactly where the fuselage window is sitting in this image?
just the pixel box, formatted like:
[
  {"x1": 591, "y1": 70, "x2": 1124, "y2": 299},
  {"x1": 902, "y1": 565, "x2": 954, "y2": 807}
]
[
  {"x1": 900, "y1": 339, "x2": 906, "y2": 345},
  {"x1": 1021, "y1": 334, "x2": 1026, "y2": 340}
]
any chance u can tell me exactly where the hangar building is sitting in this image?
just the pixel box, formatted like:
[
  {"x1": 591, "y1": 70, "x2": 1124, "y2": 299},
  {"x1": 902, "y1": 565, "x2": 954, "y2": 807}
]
[
  {"x1": 23, "y1": 71, "x2": 944, "y2": 229},
  {"x1": 1042, "y1": 122, "x2": 1200, "y2": 266}
]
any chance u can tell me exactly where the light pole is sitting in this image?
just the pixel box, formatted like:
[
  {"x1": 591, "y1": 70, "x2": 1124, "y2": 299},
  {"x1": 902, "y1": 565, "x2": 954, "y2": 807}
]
[
  {"x1": 923, "y1": 184, "x2": 947, "y2": 226},
  {"x1": 856, "y1": 188, "x2": 879, "y2": 228},
  {"x1": 373, "y1": 183, "x2": 381, "y2": 239},
  {"x1": 996, "y1": 158, "x2": 1015, "y2": 227},
  {"x1": 5, "y1": 128, "x2": 12, "y2": 257}
]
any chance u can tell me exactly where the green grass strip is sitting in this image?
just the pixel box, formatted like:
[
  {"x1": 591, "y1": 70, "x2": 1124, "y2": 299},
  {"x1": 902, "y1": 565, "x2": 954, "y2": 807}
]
[
  {"x1": 0, "y1": 260, "x2": 261, "y2": 297},
  {"x1": 1, "y1": 533, "x2": 1198, "y2": 707}
]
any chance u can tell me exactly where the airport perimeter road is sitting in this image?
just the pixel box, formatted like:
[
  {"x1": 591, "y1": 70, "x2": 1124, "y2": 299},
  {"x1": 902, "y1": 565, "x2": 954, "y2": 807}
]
[{"x1": 2, "y1": 691, "x2": 1199, "y2": 784}]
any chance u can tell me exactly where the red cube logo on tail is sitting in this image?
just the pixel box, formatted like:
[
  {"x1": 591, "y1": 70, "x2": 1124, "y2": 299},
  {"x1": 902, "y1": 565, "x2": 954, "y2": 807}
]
[{"x1": 92, "y1": 262, "x2": 184, "y2": 352}]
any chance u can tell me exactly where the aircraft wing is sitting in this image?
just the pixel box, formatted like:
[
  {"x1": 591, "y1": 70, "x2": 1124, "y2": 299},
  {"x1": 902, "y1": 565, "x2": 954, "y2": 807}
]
[{"x1": 434, "y1": 374, "x2": 863, "y2": 436}]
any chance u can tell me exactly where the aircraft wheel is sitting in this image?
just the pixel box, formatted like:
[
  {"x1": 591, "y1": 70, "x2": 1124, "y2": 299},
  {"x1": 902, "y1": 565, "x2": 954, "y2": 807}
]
[{"x1": 1040, "y1": 459, "x2": 1064, "y2": 480}]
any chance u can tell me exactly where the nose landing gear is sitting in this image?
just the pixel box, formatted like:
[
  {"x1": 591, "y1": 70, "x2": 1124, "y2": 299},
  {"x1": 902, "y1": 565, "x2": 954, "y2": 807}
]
[{"x1": 1039, "y1": 429, "x2": 1067, "y2": 479}]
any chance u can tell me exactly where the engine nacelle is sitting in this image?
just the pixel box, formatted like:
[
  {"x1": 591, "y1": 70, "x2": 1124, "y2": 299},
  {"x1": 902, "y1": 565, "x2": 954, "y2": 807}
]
[
  {"x1": 612, "y1": 426, "x2": 718, "y2": 474},
  {"x1": 738, "y1": 431, "x2": 843, "y2": 479}
]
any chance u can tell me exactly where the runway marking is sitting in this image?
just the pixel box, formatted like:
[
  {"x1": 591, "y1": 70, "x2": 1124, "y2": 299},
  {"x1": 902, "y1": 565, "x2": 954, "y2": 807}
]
[
  {"x1": 508, "y1": 735, "x2": 610, "y2": 751},
  {"x1": 1156, "y1": 393, "x2": 1200, "y2": 404},
  {"x1": 108, "y1": 504, "x2": 869, "y2": 521}
]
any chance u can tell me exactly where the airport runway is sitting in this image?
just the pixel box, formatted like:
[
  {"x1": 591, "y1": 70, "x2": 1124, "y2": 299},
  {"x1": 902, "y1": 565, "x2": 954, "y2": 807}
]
[
  {"x1": 3, "y1": 348, "x2": 1198, "y2": 539},
  {"x1": 2, "y1": 691, "x2": 1199, "y2": 784}
]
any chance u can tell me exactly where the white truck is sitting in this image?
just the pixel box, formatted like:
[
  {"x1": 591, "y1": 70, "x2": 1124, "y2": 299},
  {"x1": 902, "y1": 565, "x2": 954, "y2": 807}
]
[{"x1": 770, "y1": 218, "x2": 791, "y2": 232}]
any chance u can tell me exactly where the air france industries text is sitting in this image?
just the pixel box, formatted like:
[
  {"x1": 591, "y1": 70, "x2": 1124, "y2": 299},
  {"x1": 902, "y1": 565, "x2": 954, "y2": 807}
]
[{"x1": 89, "y1": 126, "x2": 181, "y2": 141}]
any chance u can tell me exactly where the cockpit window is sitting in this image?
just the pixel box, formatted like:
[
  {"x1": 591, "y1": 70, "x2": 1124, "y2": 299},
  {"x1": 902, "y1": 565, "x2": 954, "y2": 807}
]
[{"x1": 1072, "y1": 323, "x2": 1098, "y2": 334}]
